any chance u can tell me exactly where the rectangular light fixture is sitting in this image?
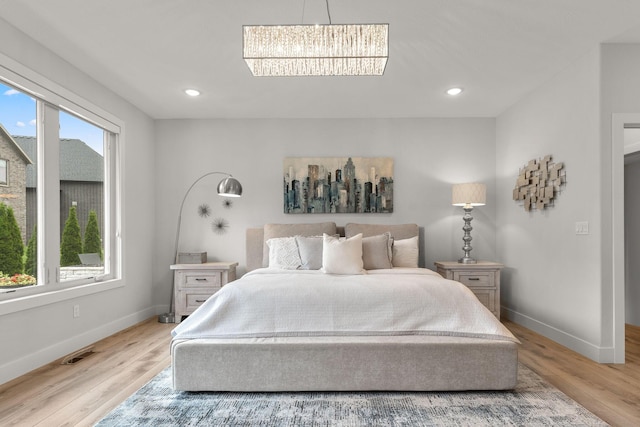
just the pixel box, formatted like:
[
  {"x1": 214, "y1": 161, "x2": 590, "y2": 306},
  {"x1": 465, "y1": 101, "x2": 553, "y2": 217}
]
[{"x1": 243, "y1": 24, "x2": 389, "y2": 77}]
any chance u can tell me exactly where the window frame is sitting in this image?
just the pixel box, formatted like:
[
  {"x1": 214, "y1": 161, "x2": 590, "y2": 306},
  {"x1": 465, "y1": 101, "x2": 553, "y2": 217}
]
[
  {"x1": 0, "y1": 158, "x2": 7, "y2": 185},
  {"x1": 0, "y1": 52, "x2": 123, "y2": 313}
]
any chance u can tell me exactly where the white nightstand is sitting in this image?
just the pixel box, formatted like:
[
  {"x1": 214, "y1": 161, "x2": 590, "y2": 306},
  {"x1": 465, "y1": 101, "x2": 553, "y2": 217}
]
[
  {"x1": 434, "y1": 261, "x2": 503, "y2": 319},
  {"x1": 170, "y1": 262, "x2": 238, "y2": 323}
]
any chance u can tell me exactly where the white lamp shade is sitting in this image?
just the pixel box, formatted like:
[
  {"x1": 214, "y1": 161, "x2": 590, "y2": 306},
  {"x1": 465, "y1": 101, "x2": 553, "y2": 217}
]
[{"x1": 452, "y1": 183, "x2": 486, "y2": 207}]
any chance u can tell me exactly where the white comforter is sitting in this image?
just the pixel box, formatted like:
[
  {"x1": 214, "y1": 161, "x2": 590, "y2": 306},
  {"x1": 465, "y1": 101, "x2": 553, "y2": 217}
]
[{"x1": 171, "y1": 268, "x2": 517, "y2": 342}]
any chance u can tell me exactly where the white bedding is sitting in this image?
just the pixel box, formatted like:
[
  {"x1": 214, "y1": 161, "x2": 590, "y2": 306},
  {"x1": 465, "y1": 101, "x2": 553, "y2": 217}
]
[{"x1": 171, "y1": 268, "x2": 517, "y2": 343}]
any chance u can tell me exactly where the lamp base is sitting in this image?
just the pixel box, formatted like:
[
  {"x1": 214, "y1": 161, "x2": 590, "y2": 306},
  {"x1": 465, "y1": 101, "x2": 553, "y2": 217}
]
[
  {"x1": 458, "y1": 257, "x2": 477, "y2": 264},
  {"x1": 158, "y1": 313, "x2": 175, "y2": 323}
]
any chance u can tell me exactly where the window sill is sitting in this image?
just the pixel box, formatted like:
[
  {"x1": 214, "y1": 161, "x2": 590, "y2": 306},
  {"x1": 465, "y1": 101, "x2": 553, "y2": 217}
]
[{"x1": 0, "y1": 279, "x2": 123, "y2": 316}]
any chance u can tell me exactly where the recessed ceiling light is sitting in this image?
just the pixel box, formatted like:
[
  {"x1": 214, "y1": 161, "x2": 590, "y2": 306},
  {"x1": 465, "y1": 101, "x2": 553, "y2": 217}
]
[
  {"x1": 446, "y1": 87, "x2": 463, "y2": 96},
  {"x1": 184, "y1": 89, "x2": 201, "y2": 97}
]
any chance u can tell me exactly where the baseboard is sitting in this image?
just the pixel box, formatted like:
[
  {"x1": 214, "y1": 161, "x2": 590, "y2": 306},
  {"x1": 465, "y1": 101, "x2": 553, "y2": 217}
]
[
  {"x1": 502, "y1": 307, "x2": 615, "y2": 363},
  {"x1": 0, "y1": 306, "x2": 156, "y2": 385}
]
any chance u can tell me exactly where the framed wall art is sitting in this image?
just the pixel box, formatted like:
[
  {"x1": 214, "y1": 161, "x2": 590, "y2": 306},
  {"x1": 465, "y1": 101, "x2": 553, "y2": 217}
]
[{"x1": 284, "y1": 157, "x2": 393, "y2": 214}]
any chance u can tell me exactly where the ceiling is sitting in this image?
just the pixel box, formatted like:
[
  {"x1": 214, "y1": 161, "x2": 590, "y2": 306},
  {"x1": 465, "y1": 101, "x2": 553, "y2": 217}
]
[{"x1": 2, "y1": 0, "x2": 640, "y2": 120}]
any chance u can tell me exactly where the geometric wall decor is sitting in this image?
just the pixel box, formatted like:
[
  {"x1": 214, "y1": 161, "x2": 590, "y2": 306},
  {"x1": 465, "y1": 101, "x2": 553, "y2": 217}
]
[
  {"x1": 512, "y1": 155, "x2": 566, "y2": 211},
  {"x1": 284, "y1": 157, "x2": 393, "y2": 214}
]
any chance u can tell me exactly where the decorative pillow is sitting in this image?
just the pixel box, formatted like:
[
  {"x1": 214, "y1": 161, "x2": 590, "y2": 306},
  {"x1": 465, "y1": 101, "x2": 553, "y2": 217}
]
[
  {"x1": 362, "y1": 232, "x2": 393, "y2": 270},
  {"x1": 266, "y1": 237, "x2": 301, "y2": 269},
  {"x1": 322, "y1": 233, "x2": 364, "y2": 275},
  {"x1": 392, "y1": 236, "x2": 419, "y2": 268},
  {"x1": 262, "y1": 222, "x2": 337, "y2": 267},
  {"x1": 295, "y1": 235, "x2": 324, "y2": 270}
]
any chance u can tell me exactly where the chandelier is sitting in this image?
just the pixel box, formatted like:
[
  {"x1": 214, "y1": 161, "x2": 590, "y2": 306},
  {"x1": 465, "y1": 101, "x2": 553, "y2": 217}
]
[{"x1": 243, "y1": 20, "x2": 388, "y2": 77}]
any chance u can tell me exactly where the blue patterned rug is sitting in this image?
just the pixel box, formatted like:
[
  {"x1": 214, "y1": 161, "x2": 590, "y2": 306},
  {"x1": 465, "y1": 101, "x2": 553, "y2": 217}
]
[{"x1": 95, "y1": 364, "x2": 606, "y2": 426}]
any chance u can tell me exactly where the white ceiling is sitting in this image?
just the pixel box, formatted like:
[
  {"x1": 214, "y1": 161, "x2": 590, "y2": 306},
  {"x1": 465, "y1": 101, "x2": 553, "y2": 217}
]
[{"x1": 2, "y1": 0, "x2": 640, "y2": 120}]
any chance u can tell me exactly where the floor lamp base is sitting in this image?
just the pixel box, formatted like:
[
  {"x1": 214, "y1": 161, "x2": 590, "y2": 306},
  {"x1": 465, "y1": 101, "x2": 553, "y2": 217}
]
[{"x1": 158, "y1": 313, "x2": 175, "y2": 323}]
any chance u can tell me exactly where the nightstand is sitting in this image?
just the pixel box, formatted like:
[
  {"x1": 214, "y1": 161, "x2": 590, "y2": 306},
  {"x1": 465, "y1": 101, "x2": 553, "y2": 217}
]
[
  {"x1": 434, "y1": 261, "x2": 503, "y2": 319},
  {"x1": 171, "y1": 262, "x2": 238, "y2": 323}
]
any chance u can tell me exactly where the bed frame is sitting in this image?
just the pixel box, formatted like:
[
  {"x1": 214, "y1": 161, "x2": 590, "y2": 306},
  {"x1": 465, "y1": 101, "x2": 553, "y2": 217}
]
[{"x1": 171, "y1": 222, "x2": 518, "y2": 391}]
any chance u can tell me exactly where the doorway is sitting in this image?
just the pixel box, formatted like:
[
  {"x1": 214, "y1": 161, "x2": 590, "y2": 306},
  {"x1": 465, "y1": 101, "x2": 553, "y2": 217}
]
[
  {"x1": 613, "y1": 114, "x2": 640, "y2": 363},
  {"x1": 624, "y1": 126, "x2": 640, "y2": 327}
]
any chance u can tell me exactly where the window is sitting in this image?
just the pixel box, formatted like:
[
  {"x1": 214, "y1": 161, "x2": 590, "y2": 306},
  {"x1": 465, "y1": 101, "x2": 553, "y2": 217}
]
[
  {"x1": 0, "y1": 159, "x2": 7, "y2": 185},
  {"x1": 0, "y1": 70, "x2": 121, "y2": 302},
  {"x1": 59, "y1": 112, "x2": 107, "y2": 282}
]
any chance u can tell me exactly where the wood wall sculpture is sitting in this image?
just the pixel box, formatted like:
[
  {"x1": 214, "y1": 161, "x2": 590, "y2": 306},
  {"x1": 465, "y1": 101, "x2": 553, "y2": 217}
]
[{"x1": 513, "y1": 155, "x2": 565, "y2": 211}]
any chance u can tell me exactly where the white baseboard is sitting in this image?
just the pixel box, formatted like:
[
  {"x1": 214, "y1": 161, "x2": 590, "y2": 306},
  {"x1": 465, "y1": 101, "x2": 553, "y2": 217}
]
[
  {"x1": 503, "y1": 307, "x2": 615, "y2": 363},
  {"x1": 0, "y1": 307, "x2": 156, "y2": 385}
]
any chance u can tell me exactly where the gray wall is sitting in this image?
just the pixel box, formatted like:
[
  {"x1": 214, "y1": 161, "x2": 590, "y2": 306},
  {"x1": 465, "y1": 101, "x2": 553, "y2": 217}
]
[
  {"x1": 625, "y1": 156, "x2": 640, "y2": 326},
  {"x1": 152, "y1": 118, "x2": 498, "y2": 309}
]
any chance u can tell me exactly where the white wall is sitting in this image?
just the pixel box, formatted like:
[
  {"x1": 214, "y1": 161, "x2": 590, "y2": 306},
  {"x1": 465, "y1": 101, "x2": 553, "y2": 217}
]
[
  {"x1": 0, "y1": 19, "x2": 156, "y2": 384},
  {"x1": 496, "y1": 48, "x2": 606, "y2": 360},
  {"x1": 153, "y1": 118, "x2": 497, "y2": 309}
]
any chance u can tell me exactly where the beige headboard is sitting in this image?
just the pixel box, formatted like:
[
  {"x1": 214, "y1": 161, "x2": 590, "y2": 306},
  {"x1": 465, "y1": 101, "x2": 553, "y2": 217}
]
[{"x1": 246, "y1": 222, "x2": 419, "y2": 272}]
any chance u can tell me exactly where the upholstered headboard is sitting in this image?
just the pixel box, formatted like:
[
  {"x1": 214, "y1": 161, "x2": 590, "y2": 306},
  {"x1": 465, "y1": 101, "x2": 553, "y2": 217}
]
[{"x1": 246, "y1": 222, "x2": 419, "y2": 272}]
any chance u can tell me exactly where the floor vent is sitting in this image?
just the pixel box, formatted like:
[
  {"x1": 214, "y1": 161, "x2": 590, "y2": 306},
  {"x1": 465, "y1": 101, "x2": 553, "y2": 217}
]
[{"x1": 61, "y1": 345, "x2": 95, "y2": 365}]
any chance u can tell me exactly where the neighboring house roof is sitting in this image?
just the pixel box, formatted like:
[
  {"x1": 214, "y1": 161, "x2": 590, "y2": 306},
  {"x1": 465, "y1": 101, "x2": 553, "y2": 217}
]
[
  {"x1": 13, "y1": 136, "x2": 103, "y2": 187},
  {"x1": 0, "y1": 124, "x2": 33, "y2": 165}
]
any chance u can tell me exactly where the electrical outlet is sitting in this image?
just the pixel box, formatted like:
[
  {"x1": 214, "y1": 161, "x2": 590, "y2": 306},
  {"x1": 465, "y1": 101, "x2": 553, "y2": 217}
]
[
  {"x1": 73, "y1": 304, "x2": 80, "y2": 318},
  {"x1": 575, "y1": 221, "x2": 589, "y2": 235}
]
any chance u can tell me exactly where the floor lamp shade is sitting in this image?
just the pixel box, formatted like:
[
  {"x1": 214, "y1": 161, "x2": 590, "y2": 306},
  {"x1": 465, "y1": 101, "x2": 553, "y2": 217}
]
[
  {"x1": 452, "y1": 183, "x2": 486, "y2": 264},
  {"x1": 217, "y1": 177, "x2": 243, "y2": 197}
]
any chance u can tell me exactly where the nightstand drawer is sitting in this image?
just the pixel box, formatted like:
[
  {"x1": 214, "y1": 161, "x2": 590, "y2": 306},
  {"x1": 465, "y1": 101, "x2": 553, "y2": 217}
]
[
  {"x1": 177, "y1": 271, "x2": 222, "y2": 288},
  {"x1": 185, "y1": 293, "x2": 215, "y2": 311},
  {"x1": 469, "y1": 288, "x2": 497, "y2": 314},
  {"x1": 455, "y1": 272, "x2": 492, "y2": 287},
  {"x1": 171, "y1": 262, "x2": 238, "y2": 323},
  {"x1": 434, "y1": 261, "x2": 503, "y2": 320}
]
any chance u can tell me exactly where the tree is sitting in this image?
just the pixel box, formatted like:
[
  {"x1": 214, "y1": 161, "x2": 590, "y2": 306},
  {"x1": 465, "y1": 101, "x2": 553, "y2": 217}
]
[
  {"x1": 83, "y1": 210, "x2": 103, "y2": 261},
  {"x1": 25, "y1": 225, "x2": 37, "y2": 276},
  {"x1": 0, "y1": 202, "x2": 25, "y2": 275},
  {"x1": 60, "y1": 206, "x2": 82, "y2": 266}
]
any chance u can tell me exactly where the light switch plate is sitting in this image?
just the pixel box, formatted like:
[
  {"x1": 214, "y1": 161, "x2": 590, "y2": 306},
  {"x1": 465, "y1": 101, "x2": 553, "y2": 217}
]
[{"x1": 575, "y1": 221, "x2": 589, "y2": 235}]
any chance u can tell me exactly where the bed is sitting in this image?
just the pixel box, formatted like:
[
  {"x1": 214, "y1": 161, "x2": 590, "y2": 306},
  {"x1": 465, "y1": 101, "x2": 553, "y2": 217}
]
[{"x1": 171, "y1": 222, "x2": 518, "y2": 391}]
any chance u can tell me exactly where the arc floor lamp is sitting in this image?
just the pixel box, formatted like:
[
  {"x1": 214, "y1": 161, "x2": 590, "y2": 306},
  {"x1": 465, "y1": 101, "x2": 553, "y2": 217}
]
[{"x1": 158, "y1": 172, "x2": 243, "y2": 323}]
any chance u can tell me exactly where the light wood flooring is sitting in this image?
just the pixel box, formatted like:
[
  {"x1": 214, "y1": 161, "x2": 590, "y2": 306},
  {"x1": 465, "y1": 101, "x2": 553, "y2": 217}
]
[{"x1": 0, "y1": 318, "x2": 638, "y2": 426}]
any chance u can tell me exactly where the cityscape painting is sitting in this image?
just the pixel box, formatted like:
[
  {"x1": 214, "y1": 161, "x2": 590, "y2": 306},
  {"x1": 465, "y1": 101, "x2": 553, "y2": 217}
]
[{"x1": 284, "y1": 157, "x2": 394, "y2": 214}]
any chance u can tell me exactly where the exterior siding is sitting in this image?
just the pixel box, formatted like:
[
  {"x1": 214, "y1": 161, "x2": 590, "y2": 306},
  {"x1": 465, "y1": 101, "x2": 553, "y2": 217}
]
[{"x1": 59, "y1": 181, "x2": 104, "y2": 242}]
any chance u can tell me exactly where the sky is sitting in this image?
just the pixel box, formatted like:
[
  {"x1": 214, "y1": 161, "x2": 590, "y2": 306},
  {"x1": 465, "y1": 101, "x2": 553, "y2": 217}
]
[{"x1": 0, "y1": 82, "x2": 103, "y2": 155}]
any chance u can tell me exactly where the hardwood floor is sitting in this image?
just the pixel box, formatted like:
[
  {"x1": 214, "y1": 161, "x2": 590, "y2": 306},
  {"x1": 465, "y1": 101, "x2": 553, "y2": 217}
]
[
  {"x1": 0, "y1": 318, "x2": 639, "y2": 426},
  {"x1": 0, "y1": 317, "x2": 174, "y2": 427},
  {"x1": 506, "y1": 320, "x2": 640, "y2": 427}
]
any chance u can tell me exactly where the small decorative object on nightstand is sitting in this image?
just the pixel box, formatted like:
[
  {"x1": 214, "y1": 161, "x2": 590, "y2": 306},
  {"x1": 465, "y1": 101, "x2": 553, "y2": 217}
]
[
  {"x1": 171, "y1": 262, "x2": 238, "y2": 323},
  {"x1": 434, "y1": 261, "x2": 503, "y2": 319}
]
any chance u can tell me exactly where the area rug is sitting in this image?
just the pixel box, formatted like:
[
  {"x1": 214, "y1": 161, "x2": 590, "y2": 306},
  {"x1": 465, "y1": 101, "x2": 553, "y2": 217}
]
[{"x1": 95, "y1": 364, "x2": 607, "y2": 426}]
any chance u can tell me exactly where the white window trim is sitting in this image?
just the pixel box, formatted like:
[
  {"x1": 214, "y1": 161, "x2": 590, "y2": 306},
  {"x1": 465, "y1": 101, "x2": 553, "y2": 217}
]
[
  {"x1": 0, "y1": 158, "x2": 7, "y2": 185},
  {"x1": 0, "y1": 51, "x2": 124, "y2": 311}
]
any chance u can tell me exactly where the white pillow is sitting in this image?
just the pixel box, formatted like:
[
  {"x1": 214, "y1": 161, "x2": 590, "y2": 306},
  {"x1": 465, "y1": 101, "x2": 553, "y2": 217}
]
[
  {"x1": 392, "y1": 236, "x2": 419, "y2": 268},
  {"x1": 266, "y1": 237, "x2": 301, "y2": 269},
  {"x1": 295, "y1": 235, "x2": 324, "y2": 270},
  {"x1": 322, "y1": 233, "x2": 364, "y2": 275}
]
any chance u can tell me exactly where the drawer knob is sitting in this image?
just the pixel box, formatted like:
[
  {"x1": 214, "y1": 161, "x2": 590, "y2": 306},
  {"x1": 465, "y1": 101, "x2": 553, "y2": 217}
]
[
  {"x1": 195, "y1": 278, "x2": 208, "y2": 281},
  {"x1": 468, "y1": 277, "x2": 480, "y2": 281},
  {"x1": 195, "y1": 299, "x2": 207, "y2": 303}
]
